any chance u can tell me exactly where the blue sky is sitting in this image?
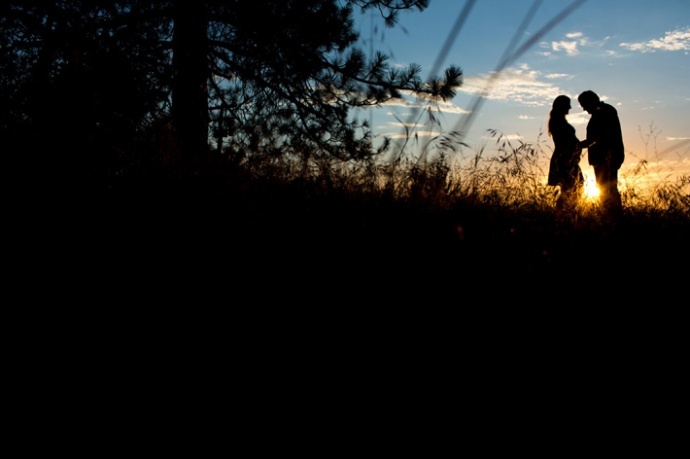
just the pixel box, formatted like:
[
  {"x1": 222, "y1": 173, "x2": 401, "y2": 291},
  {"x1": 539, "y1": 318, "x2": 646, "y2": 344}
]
[{"x1": 353, "y1": 0, "x2": 690, "y2": 187}]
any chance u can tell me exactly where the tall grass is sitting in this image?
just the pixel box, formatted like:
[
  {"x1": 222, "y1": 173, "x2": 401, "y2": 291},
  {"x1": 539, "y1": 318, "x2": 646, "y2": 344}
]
[{"x1": 234, "y1": 123, "x2": 689, "y2": 222}]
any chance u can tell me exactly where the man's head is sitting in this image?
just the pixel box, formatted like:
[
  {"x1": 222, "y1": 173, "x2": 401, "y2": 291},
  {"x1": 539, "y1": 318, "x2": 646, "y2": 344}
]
[{"x1": 578, "y1": 90, "x2": 600, "y2": 114}]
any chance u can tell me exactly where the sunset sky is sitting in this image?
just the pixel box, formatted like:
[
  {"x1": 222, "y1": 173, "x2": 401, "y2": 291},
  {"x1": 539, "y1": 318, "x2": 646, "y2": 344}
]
[{"x1": 353, "y1": 0, "x2": 690, "y2": 188}]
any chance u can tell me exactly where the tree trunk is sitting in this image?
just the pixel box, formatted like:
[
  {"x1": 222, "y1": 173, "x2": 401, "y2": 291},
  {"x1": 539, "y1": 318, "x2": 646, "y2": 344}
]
[{"x1": 172, "y1": 1, "x2": 210, "y2": 171}]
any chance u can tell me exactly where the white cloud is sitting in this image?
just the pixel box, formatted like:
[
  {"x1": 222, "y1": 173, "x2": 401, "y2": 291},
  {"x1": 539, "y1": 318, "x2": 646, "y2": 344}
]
[
  {"x1": 458, "y1": 66, "x2": 561, "y2": 106},
  {"x1": 551, "y1": 40, "x2": 579, "y2": 56},
  {"x1": 567, "y1": 112, "x2": 589, "y2": 126},
  {"x1": 547, "y1": 31, "x2": 589, "y2": 56},
  {"x1": 380, "y1": 93, "x2": 471, "y2": 116},
  {"x1": 381, "y1": 98, "x2": 414, "y2": 108},
  {"x1": 437, "y1": 101, "x2": 473, "y2": 115},
  {"x1": 544, "y1": 73, "x2": 572, "y2": 80},
  {"x1": 377, "y1": 120, "x2": 445, "y2": 139},
  {"x1": 480, "y1": 132, "x2": 523, "y2": 141},
  {"x1": 620, "y1": 27, "x2": 690, "y2": 53}
]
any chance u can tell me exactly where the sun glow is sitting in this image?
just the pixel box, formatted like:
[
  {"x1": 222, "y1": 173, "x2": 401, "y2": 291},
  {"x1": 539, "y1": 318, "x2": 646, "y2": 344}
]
[{"x1": 582, "y1": 175, "x2": 600, "y2": 201}]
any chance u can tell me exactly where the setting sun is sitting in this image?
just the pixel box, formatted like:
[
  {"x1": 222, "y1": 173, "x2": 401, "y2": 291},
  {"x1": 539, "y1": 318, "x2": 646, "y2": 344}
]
[{"x1": 583, "y1": 176, "x2": 600, "y2": 201}]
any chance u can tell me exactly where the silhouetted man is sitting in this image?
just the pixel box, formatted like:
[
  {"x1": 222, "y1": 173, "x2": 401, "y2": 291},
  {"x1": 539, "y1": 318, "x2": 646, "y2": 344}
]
[{"x1": 578, "y1": 90, "x2": 624, "y2": 215}]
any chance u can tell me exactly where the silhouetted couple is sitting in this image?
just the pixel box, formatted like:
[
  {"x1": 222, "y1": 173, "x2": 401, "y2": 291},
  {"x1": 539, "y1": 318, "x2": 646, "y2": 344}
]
[{"x1": 548, "y1": 90, "x2": 624, "y2": 215}]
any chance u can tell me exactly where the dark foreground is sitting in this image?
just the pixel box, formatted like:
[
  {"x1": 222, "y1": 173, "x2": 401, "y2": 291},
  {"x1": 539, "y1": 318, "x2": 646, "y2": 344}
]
[
  {"x1": 8, "y1": 174, "x2": 688, "y2": 403},
  {"x1": 11, "y1": 172, "x2": 688, "y2": 304}
]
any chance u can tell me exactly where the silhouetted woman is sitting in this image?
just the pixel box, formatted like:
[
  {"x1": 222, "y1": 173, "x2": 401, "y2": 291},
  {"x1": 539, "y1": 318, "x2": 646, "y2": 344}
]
[{"x1": 547, "y1": 95, "x2": 584, "y2": 210}]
